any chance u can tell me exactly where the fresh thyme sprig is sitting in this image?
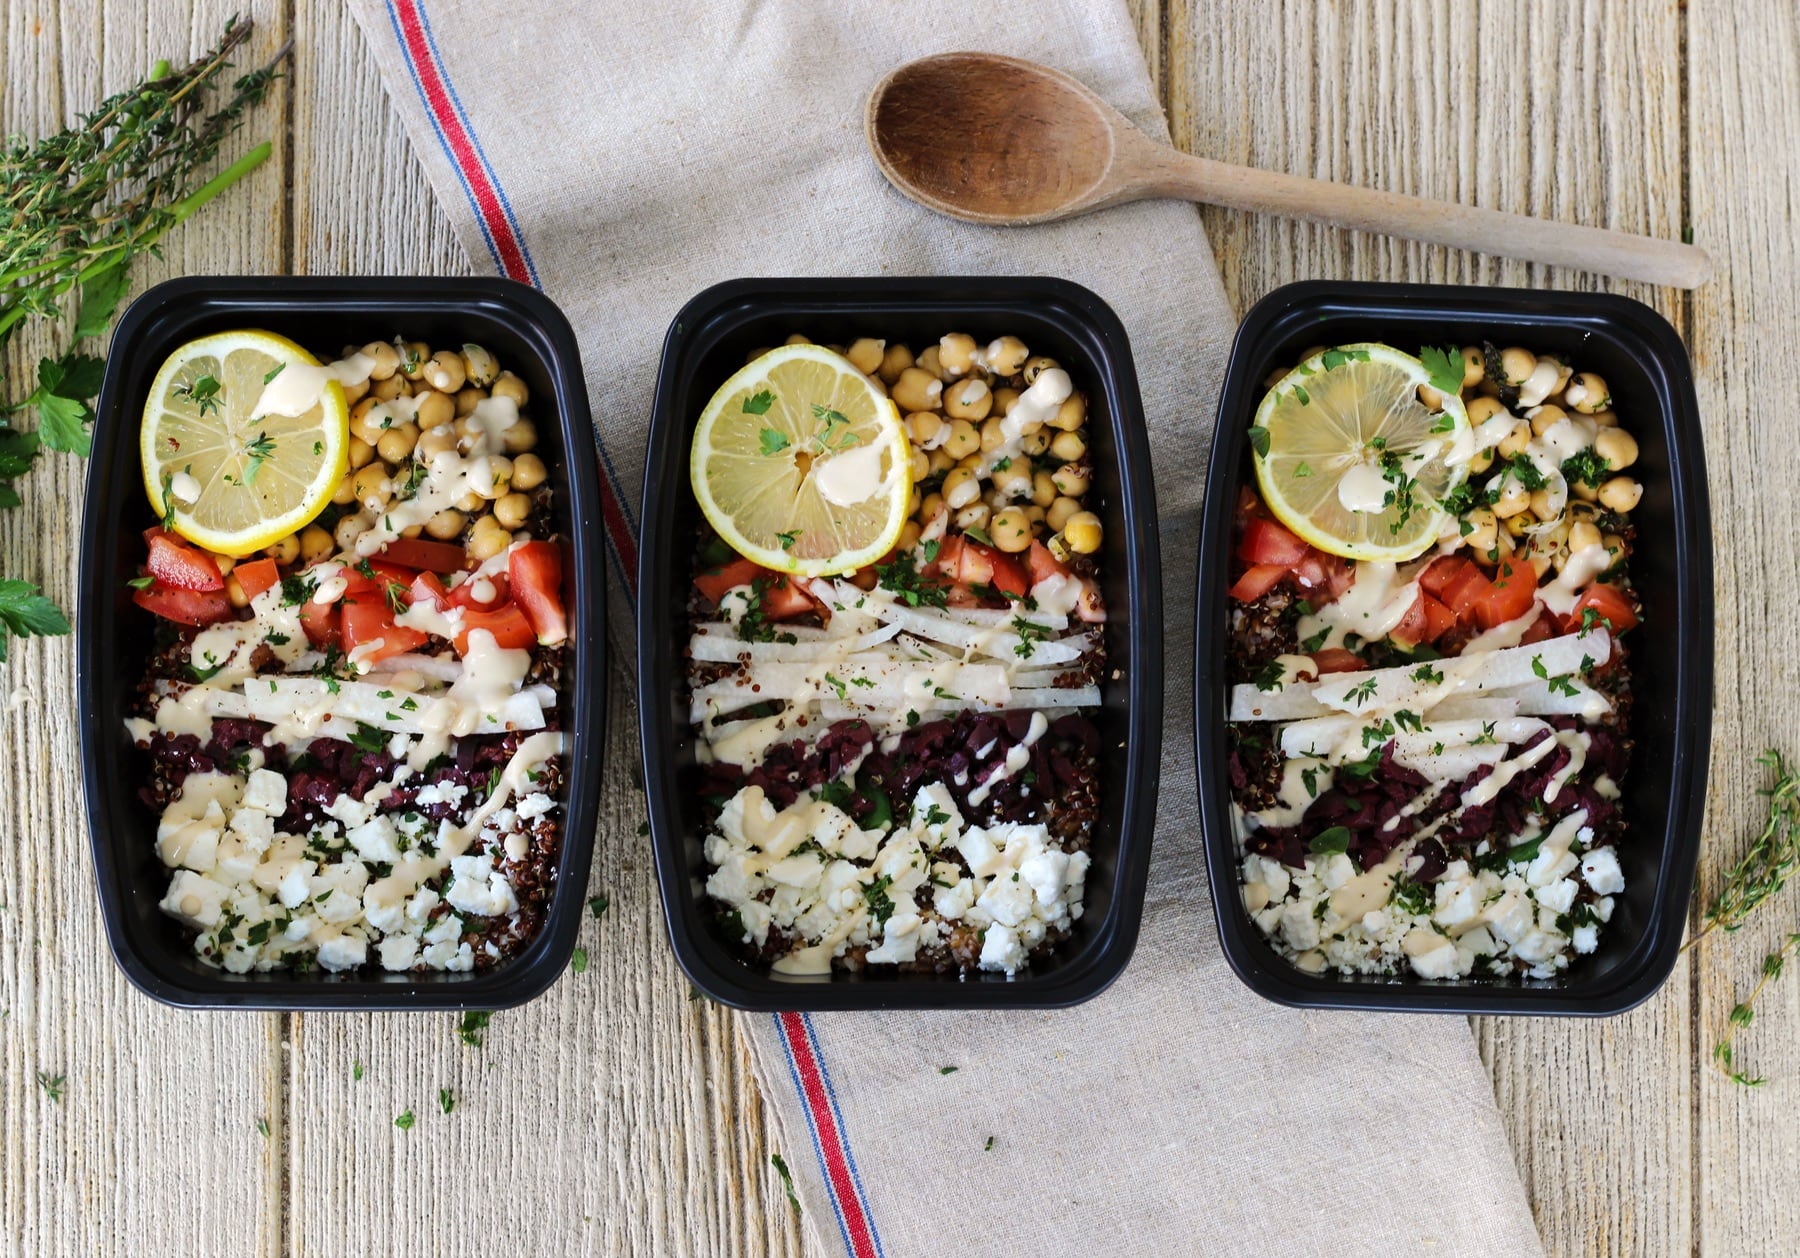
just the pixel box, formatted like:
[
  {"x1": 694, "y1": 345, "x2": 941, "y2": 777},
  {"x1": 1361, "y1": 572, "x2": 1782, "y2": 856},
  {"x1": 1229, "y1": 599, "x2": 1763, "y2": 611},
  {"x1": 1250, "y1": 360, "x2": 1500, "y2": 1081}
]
[
  {"x1": 0, "y1": 16, "x2": 284, "y2": 663},
  {"x1": 1688, "y1": 750, "x2": 1800, "y2": 1085}
]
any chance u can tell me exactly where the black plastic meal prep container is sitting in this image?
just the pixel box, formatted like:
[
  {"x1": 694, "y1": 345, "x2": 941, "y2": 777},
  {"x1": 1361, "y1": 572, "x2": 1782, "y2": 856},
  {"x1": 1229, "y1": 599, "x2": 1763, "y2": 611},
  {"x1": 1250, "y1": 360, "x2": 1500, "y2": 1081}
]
[
  {"x1": 77, "y1": 276, "x2": 604, "y2": 1010},
  {"x1": 1195, "y1": 280, "x2": 1711, "y2": 1016},
  {"x1": 640, "y1": 276, "x2": 1161, "y2": 1010}
]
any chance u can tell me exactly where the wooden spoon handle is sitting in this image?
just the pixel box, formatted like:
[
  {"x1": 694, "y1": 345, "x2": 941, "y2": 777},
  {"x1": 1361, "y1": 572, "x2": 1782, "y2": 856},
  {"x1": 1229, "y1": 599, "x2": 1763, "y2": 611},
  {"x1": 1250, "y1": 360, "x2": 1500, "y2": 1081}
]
[{"x1": 1132, "y1": 148, "x2": 1712, "y2": 289}]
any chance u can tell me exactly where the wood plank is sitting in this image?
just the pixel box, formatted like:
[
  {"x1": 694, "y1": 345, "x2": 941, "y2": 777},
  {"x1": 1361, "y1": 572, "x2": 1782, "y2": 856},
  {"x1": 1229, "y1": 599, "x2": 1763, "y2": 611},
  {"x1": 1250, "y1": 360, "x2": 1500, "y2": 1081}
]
[
  {"x1": 1687, "y1": 2, "x2": 1800, "y2": 1252},
  {"x1": 282, "y1": 3, "x2": 813, "y2": 1253},
  {"x1": 0, "y1": 2, "x2": 290, "y2": 1255},
  {"x1": 1162, "y1": 2, "x2": 1692, "y2": 1255}
]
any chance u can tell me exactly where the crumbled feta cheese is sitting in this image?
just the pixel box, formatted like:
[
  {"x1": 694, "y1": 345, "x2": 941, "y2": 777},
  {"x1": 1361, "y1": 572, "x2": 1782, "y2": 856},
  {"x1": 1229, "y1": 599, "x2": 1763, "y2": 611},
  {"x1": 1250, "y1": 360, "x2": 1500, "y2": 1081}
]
[
  {"x1": 978, "y1": 923, "x2": 1027, "y2": 974},
  {"x1": 444, "y1": 853, "x2": 518, "y2": 917},
  {"x1": 516, "y1": 792, "x2": 555, "y2": 819},
  {"x1": 346, "y1": 815, "x2": 402, "y2": 864},
  {"x1": 160, "y1": 870, "x2": 231, "y2": 928},
  {"x1": 316, "y1": 933, "x2": 368, "y2": 971},
  {"x1": 1581, "y1": 847, "x2": 1625, "y2": 896},
  {"x1": 241, "y1": 768, "x2": 288, "y2": 815},
  {"x1": 378, "y1": 933, "x2": 420, "y2": 971}
]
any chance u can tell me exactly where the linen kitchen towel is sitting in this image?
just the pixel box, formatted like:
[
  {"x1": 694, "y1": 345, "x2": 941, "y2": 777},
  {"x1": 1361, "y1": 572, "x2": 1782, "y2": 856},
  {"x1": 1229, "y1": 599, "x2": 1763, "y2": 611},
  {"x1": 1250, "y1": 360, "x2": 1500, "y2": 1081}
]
[{"x1": 345, "y1": 1, "x2": 1548, "y2": 1254}]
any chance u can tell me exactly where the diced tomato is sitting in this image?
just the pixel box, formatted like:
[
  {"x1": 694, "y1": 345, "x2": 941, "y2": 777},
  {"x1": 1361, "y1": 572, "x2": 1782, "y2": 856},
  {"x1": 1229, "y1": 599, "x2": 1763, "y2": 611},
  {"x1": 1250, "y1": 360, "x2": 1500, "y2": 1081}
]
[
  {"x1": 298, "y1": 597, "x2": 338, "y2": 647},
  {"x1": 454, "y1": 603, "x2": 537, "y2": 655},
  {"x1": 1312, "y1": 648, "x2": 1366, "y2": 674},
  {"x1": 1292, "y1": 551, "x2": 1354, "y2": 602},
  {"x1": 1565, "y1": 582, "x2": 1639, "y2": 635},
  {"x1": 146, "y1": 531, "x2": 224, "y2": 591},
  {"x1": 132, "y1": 583, "x2": 232, "y2": 626},
  {"x1": 936, "y1": 534, "x2": 1028, "y2": 598},
  {"x1": 1025, "y1": 540, "x2": 1070, "y2": 589},
  {"x1": 373, "y1": 537, "x2": 469, "y2": 573},
  {"x1": 232, "y1": 558, "x2": 280, "y2": 603},
  {"x1": 763, "y1": 577, "x2": 819, "y2": 620},
  {"x1": 451, "y1": 572, "x2": 510, "y2": 612},
  {"x1": 1423, "y1": 555, "x2": 1497, "y2": 626},
  {"x1": 1391, "y1": 593, "x2": 1456, "y2": 647},
  {"x1": 1476, "y1": 558, "x2": 1539, "y2": 630},
  {"x1": 1237, "y1": 516, "x2": 1310, "y2": 568},
  {"x1": 339, "y1": 559, "x2": 417, "y2": 597},
  {"x1": 408, "y1": 571, "x2": 452, "y2": 611},
  {"x1": 1228, "y1": 563, "x2": 1289, "y2": 603},
  {"x1": 340, "y1": 591, "x2": 429, "y2": 663},
  {"x1": 693, "y1": 556, "x2": 761, "y2": 607},
  {"x1": 508, "y1": 540, "x2": 567, "y2": 644},
  {"x1": 1520, "y1": 611, "x2": 1559, "y2": 645}
]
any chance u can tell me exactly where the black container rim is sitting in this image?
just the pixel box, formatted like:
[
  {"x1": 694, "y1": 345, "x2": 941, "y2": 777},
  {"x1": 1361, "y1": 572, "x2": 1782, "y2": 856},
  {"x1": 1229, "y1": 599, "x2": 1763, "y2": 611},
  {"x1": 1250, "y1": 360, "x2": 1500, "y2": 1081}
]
[
  {"x1": 77, "y1": 274, "x2": 605, "y2": 1010},
  {"x1": 639, "y1": 275, "x2": 1162, "y2": 1010},
  {"x1": 1194, "y1": 279, "x2": 1712, "y2": 1016}
]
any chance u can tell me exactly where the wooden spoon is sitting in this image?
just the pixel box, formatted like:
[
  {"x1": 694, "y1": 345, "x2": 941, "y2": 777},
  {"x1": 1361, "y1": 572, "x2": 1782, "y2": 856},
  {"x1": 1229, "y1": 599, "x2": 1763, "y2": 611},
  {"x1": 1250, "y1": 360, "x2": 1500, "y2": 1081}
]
[{"x1": 866, "y1": 52, "x2": 1712, "y2": 289}]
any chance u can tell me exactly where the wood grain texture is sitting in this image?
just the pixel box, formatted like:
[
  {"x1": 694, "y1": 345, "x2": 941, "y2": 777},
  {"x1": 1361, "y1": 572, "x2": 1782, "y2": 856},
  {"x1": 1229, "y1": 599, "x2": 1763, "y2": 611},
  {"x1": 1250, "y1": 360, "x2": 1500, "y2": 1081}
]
[
  {"x1": 1687, "y1": 2, "x2": 1800, "y2": 1253},
  {"x1": 0, "y1": 3, "x2": 290, "y2": 1256},
  {"x1": 1161, "y1": 3, "x2": 1696, "y2": 1256},
  {"x1": 8, "y1": 0, "x2": 1799, "y2": 1254}
]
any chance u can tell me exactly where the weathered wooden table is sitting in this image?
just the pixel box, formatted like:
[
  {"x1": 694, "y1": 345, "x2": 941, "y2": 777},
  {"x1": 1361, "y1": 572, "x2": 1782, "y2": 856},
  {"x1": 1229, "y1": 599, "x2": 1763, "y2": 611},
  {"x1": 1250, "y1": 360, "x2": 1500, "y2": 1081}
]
[{"x1": 2, "y1": 1, "x2": 1793, "y2": 1253}]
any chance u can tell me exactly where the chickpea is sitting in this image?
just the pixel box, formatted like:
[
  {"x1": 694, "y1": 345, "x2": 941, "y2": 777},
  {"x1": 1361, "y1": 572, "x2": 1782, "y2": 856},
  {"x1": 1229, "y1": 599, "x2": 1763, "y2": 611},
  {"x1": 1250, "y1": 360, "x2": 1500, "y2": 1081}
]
[
  {"x1": 474, "y1": 455, "x2": 514, "y2": 500},
  {"x1": 844, "y1": 337, "x2": 885, "y2": 376},
  {"x1": 941, "y1": 419, "x2": 980, "y2": 461},
  {"x1": 1293, "y1": 345, "x2": 1325, "y2": 365},
  {"x1": 1023, "y1": 504, "x2": 1047, "y2": 527},
  {"x1": 1465, "y1": 396, "x2": 1509, "y2": 426},
  {"x1": 350, "y1": 398, "x2": 387, "y2": 445},
  {"x1": 334, "y1": 513, "x2": 371, "y2": 552},
  {"x1": 1022, "y1": 356, "x2": 1059, "y2": 385},
  {"x1": 455, "y1": 491, "x2": 485, "y2": 514},
  {"x1": 847, "y1": 567, "x2": 879, "y2": 592},
  {"x1": 1602, "y1": 532, "x2": 1626, "y2": 562},
  {"x1": 891, "y1": 367, "x2": 943, "y2": 413},
  {"x1": 422, "y1": 350, "x2": 467, "y2": 394},
  {"x1": 1568, "y1": 520, "x2": 1603, "y2": 554},
  {"x1": 991, "y1": 507, "x2": 1033, "y2": 553},
  {"x1": 992, "y1": 459, "x2": 1032, "y2": 501},
  {"x1": 1527, "y1": 404, "x2": 1568, "y2": 437},
  {"x1": 424, "y1": 509, "x2": 466, "y2": 541},
  {"x1": 1563, "y1": 372, "x2": 1610, "y2": 413},
  {"x1": 1597, "y1": 476, "x2": 1643, "y2": 512},
  {"x1": 263, "y1": 534, "x2": 300, "y2": 566},
  {"x1": 418, "y1": 424, "x2": 457, "y2": 460},
  {"x1": 991, "y1": 386, "x2": 1019, "y2": 417},
  {"x1": 897, "y1": 520, "x2": 923, "y2": 551},
  {"x1": 348, "y1": 436, "x2": 376, "y2": 470},
  {"x1": 1594, "y1": 427, "x2": 1638, "y2": 471},
  {"x1": 1468, "y1": 448, "x2": 1495, "y2": 475},
  {"x1": 1021, "y1": 429, "x2": 1050, "y2": 457},
  {"x1": 1497, "y1": 420, "x2": 1533, "y2": 459},
  {"x1": 351, "y1": 464, "x2": 391, "y2": 511},
  {"x1": 878, "y1": 343, "x2": 914, "y2": 384},
  {"x1": 362, "y1": 340, "x2": 402, "y2": 380},
  {"x1": 1263, "y1": 367, "x2": 1290, "y2": 390},
  {"x1": 943, "y1": 378, "x2": 992, "y2": 422},
  {"x1": 299, "y1": 525, "x2": 334, "y2": 565},
  {"x1": 978, "y1": 416, "x2": 1006, "y2": 453},
  {"x1": 341, "y1": 377, "x2": 370, "y2": 406},
  {"x1": 1032, "y1": 471, "x2": 1058, "y2": 508},
  {"x1": 953, "y1": 502, "x2": 991, "y2": 532},
  {"x1": 865, "y1": 374, "x2": 889, "y2": 399},
  {"x1": 1572, "y1": 479, "x2": 1599, "y2": 502},
  {"x1": 938, "y1": 333, "x2": 979, "y2": 377},
  {"x1": 1504, "y1": 512, "x2": 1531, "y2": 538},
  {"x1": 943, "y1": 466, "x2": 982, "y2": 510},
  {"x1": 744, "y1": 346, "x2": 772, "y2": 365},
  {"x1": 512, "y1": 452, "x2": 548, "y2": 491},
  {"x1": 331, "y1": 472, "x2": 357, "y2": 507},
  {"x1": 905, "y1": 411, "x2": 943, "y2": 447},
  {"x1": 1498, "y1": 347, "x2": 1536, "y2": 387},
  {"x1": 917, "y1": 345, "x2": 948, "y2": 381},
  {"x1": 986, "y1": 336, "x2": 1029, "y2": 377},
  {"x1": 984, "y1": 486, "x2": 1009, "y2": 513},
  {"x1": 1517, "y1": 358, "x2": 1564, "y2": 408},
  {"x1": 1418, "y1": 383, "x2": 1446, "y2": 411},
  {"x1": 1051, "y1": 463, "x2": 1090, "y2": 497},
  {"x1": 1047, "y1": 496, "x2": 1082, "y2": 532},
  {"x1": 907, "y1": 487, "x2": 922, "y2": 517},
  {"x1": 396, "y1": 340, "x2": 430, "y2": 380},
  {"x1": 494, "y1": 492, "x2": 533, "y2": 531},
  {"x1": 1529, "y1": 488, "x2": 1561, "y2": 523},
  {"x1": 371, "y1": 373, "x2": 409, "y2": 403},
  {"x1": 1050, "y1": 429, "x2": 1087, "y2": 463},
  {"x1": 908, "y1": 448, "x2": 930, "y2": 482},
  {"x1": 502, "y1": 418, "x2": 538, "y2": 455},
  {"x1": 1492, "y1": 476, "x2": 1532, "y2": 519},
  {"x1": 1545, "y1": 355, "x2": 1575, "y2": 398},
  {"x1": 1464, "y1": 508, "x2": 1500, "y2": 556},
  {"x1": 467, "y1": 514, "x2": 512, "y2": 562},
  {"x1": 928, "y1": 448, "x2": 956, "y2": 474},
  {"x1": 920, "y1": 492, "x2": 946, "y2": 521},
  {"x1": 1459, "y1": 346, "x2": 1485, "y2": 389},
  {"x1": 454, "y1": 386, "x2": 486, "y2": 418},
  {"x1": 376, "y1": 422, "x2": 420, "y2": 464},
  {"x1": 414, "y1": 390, "x2": 456, "y2": 432},
  {"x1": 461, "y1": 343, "x2": 499, "y2": 388},
  {"x1": 491, "y1": 371, "x2": 529, "y2": 407},
  {"x1": 225, "y1": 572, "x2": 249, "y2": 609},
  {"x1": 1049, "y1": 393, "x2": 1086, "y2": 432},
  {"x1": 1062, "y1": 511, "x2": 1103, "y2": 554}
]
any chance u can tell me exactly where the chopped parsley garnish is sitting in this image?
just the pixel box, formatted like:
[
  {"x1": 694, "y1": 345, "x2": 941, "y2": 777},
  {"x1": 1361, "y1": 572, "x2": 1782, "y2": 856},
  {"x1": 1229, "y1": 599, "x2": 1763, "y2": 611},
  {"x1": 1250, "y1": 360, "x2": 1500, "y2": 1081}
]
[
  {"x1": 394, "y1": 1110, "x2": 415, "y2": 1130},
  {"x1": 771, "y1": 1153, "x2": 801, "y2": 1213},
  {"x1": 1561, "y1": 448, "x2": 1611, "y2": 487},
  {"x1": 1011, "y1": 617, "x2": 1051, "y2": 658},
  {"x1": 823, "y1": 673, "x2": 848, "y2": 700},
  {"x1": 242, "y1": 431, "x2": 277, "y2": 486},
  {"x1": 863, "y1": 874, "x2": 896, "y2": 927},
  {"x1": 874, "y1": 551, "x2": 948, "y2": 609},
  {"x1": 923, "y1": 804, "x2": 952, "y2": 828},
  {"x1": 811, "y1": 404, "x2": 859, "y2": 451},
  {"x1": 1475, "y1": 835, "x2": 1545, "y2": 872},
  {"x1": 1505, "y1": 452, "x2": 1548, "y2": 491},
  {"x1": 189, "y1": 651, "x2": 226, "y2": 683},
  {"x1": 128, "y1": 573, "x2": 156, "y2": 590},
  {"x1": 347, "y1": 722, "x2": 388, "y2": 754},
  {"x1": 456, "y1": 1010, "x2": 492, "y2": 1047},
  {"x1": 438, "y1": 1088, "x2": 456, "y2": 1115},
  {"x1": 1531, "y1": 654, "x2": 1549, "y2": 679},
  {"x1": 1321, "y1": 347, "x2": 1372, "y2": 372},
  {"x1": 1393, "y1": 709, "x2": 1424, "y2": 733},
  {"x1": 280, "y1": 573, "x2": 317, "y2": 607},
  {"x1": 759, "y1": 427, "x2": 790, "y2": 455},
  {"x1": 1292, "y1": 384, "x2": 1311, "y2": 405},
  {"x1": 175, "y1": 373, "x2": 223, "y2": 416},
  {"x1": 263, "y1": 362, "x2": 286, "y2": 385},
  {"x1": 1293, "y1": 461, "x2": 1312, "y2": 478},
  {"x1": 1299, "y1": 626, "x2": 1332, "y2": 654},
  {"x1": 742, "y1": 389, "x2": 775, "y2": 415},
  {"x1": 1411, "y1": 663, "x2": 1444, "y2": 684},
  {"x1": 1251, "y1": 658, "x2": 1286, "y2": 693},
  {"x1": 1547, "y1": 674, "x2": 1581, "y2": 698},
  {"x1": 963, "y1": 526, "x2": 994, "y2": 548},
  {"x1": 1390, "y1": 878, "x2": 1432, "y2": 917},
  {"x1": 776, "y1": 529, "x2": 799, "y2": 550},
  {"x1": 1418, "y1": 345, "x2": 1465, "y2": 398},
  {"x1": 1301, "y1": 765, "x2": 1321, "y2": 797},
  {"x1": 588, "y1": 894, "x2": 610, "y2": 919},
  {"x1": 1247, "y1": 425, "x2": 1270, "y2": 458},
  {"x1": 1344, "y1": 677, "x2": 1379, "y2": 706}
]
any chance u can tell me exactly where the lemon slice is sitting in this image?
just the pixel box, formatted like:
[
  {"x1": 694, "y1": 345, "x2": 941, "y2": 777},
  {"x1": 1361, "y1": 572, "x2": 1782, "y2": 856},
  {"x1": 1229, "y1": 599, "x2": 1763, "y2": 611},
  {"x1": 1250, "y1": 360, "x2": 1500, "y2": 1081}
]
[
  {"x1": 1251, "y1": 344, "x2": 1471, "y2": 562},
  {"x1": 691, "y1": 344, "x2": 910, "y2": 576},
  {"x1": 140, "y1": 330, "x2": 349, "y2": 557}
]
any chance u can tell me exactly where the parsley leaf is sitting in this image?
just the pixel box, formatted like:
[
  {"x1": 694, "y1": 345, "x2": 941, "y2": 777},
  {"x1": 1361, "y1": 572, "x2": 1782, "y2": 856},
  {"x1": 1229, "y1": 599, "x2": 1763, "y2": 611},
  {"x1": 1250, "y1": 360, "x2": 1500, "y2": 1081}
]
[
  {"x1": 759, "y1": 427, "x2": 790, "y2": 455},
  {"x1": 1247, "y1": 425, "x2": 1271, "y2": 458},
  {"x1": 0, "y1": 579, "x2": 71, "y2": 663},
  {"x1": 742, "y1": 389, "x2": 774, "y2": 415},
  {"x1": 1419, "y1": 345, "x2": 1466, "y2": 398}
]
